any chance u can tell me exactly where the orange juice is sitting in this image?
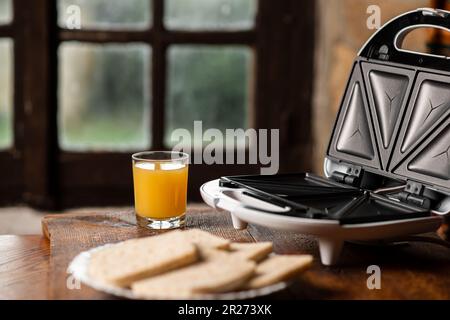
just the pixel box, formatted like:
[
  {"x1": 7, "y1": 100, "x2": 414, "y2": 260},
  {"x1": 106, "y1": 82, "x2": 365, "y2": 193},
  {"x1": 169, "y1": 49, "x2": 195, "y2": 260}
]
[{"x1": 133, "y1": 162, "x2": 188, "y2": 219}]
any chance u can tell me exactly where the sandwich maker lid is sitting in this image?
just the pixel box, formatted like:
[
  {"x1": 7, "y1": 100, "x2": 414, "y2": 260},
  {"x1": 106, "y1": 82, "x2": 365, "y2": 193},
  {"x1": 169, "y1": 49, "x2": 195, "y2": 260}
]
[{"x1": 326, "y1": 8, "x2": 450, "y2": 196}]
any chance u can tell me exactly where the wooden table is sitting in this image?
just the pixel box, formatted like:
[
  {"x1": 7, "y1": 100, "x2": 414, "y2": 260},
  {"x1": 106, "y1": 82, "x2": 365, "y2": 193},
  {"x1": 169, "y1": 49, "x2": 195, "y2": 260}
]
[{"x1": 1, "y1": 205, "x2": 450, "y2": 300}]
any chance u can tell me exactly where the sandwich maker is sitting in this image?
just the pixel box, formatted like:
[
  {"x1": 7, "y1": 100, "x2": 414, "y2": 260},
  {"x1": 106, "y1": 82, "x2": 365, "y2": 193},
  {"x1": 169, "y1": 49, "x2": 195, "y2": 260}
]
[{"x1": 200, "y1": 8, "x2": 450, "y2": 265}]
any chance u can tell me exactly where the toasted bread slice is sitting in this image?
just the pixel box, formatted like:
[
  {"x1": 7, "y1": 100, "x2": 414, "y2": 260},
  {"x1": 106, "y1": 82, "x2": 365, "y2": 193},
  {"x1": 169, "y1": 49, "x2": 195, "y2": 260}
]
[
  {"x1": 88, "y1": 231, "x2": 198, "y2": 287},
  {"x1": 132, "y1": 258, "x2": 255, "y2": 299},
  {"x1": 180, "y1": 229, "x2": 231, "y2": 249},
  {"x1": 244, "y1": 255, "x2": 313, "y2": 289},
  {"x1": 198, "y1": 241, "x2": 273, "y2": 262},
  {"x1": 229, "y1": 242, "x2": 273, "y2": 262}
]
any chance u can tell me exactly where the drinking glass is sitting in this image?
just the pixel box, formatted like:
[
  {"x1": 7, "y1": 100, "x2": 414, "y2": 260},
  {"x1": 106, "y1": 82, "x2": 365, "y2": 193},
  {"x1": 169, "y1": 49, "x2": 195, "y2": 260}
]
[{"x1": 132, "y1": 151, "x2": 189, "y2": 229}]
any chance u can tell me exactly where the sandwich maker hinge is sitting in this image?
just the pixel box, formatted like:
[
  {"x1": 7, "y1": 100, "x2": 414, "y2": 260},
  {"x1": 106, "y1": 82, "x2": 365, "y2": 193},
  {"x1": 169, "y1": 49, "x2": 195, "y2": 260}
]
[
  {"x1": 330, "y1": 165, "x2": 363, "y2": 187},
  {"x1": 397, "y1": 181, "x2": 432, "y2": 210}
]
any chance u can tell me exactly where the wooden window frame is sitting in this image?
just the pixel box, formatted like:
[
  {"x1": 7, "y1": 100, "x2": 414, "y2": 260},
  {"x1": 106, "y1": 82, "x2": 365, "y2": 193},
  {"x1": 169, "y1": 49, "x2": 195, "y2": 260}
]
[
  {"x1": 0, "y1": 0, "x2": 27, "y2": 205},
  {"x1": 0, "y1": 0, "x2": 315, "y2": 209}
]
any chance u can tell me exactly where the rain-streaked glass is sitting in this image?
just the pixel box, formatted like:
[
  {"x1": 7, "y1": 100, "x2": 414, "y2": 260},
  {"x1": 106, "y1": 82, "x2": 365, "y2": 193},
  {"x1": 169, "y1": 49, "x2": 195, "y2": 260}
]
[
  {"x1": 165, "y1": 45, "x2": 252, "y2": 147},
  {"x1": 165, "y1": 0, "x2": 256, "y2": 31},
  {"x1": 0, "y1": 39, "x2": 13, "y2": 149},
  {"x1": 57, "y1": 0, "x2": 151, "y2": 30},
  {"x1": 58, "y1": 42, "x2": 151, "y2": 151}
]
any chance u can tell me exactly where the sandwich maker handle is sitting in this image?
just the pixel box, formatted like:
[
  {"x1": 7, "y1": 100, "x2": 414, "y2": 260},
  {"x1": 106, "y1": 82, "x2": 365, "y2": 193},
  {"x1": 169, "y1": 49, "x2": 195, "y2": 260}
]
[{"x1": 359, "y1": 8, "x2": 450, "y2": 71}]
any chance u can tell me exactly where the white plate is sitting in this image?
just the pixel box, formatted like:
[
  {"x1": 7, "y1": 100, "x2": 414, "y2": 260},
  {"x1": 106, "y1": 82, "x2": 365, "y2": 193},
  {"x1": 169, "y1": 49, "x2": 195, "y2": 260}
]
[{"x1": 67, "y1": 243, "x2": 290, "y2": 300}]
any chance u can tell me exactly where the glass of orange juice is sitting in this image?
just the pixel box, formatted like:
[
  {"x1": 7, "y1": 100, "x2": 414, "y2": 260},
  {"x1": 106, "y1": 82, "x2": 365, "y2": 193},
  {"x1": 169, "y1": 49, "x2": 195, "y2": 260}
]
[{"x1": 132, "y1": 151, "x2": 189, "y2": 230}]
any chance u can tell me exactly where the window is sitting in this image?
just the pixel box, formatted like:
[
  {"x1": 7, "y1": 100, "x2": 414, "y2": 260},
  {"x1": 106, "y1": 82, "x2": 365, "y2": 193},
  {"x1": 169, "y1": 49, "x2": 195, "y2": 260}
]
[
  {"x1": 0, "y1": 0, "x2": 316, "y2": 208},
  {"x1": 165, "y1": 45, "x2": 252, "y2": 147},
  {"x1": 0, "y1": 0, "x2": 11, "y2": 24},
  {"x1": 164, "y1": 0, "x2": 257, "y2": 30},
  {"x1": 0, "y1": 38, "x2": 12, "y2": 150},
  {"x1": 58, "y1": 42, "x2": 151, "y2": 151},
  {"x1": 57, "y1": 0, "x2": 152, "y2": 30}
]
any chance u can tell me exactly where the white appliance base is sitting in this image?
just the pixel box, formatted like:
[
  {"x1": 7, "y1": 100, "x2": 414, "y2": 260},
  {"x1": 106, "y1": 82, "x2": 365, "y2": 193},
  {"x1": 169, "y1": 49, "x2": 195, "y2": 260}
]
[{"x1": 200, "y1": 179, "x2": 443, "y2": 265}]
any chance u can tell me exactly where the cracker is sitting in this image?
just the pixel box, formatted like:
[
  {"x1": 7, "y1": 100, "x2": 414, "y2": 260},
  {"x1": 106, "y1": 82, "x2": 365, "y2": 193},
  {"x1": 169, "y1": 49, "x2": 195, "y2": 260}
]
[
  {"x1": 131, "y1": 258, "x2": 256, "y2": 299},
  {"x1": 198, "y1": 242, "x2": 273, "y2": 262},
  {"x1": 229, "y1": 242, "x2": 273, "y2": 262},
  {"x1": 180, "y1": 229, "x2": 231, "y2": 249},
  {"x1": 88, "y1": 231, "x2": 198, "y2": 287},
  {"x1": 244, "y1": 255, "x2": 313, "y2": 289},
  {"x1": 197, "y1": 247, "x2": 231, "y2": 261}
]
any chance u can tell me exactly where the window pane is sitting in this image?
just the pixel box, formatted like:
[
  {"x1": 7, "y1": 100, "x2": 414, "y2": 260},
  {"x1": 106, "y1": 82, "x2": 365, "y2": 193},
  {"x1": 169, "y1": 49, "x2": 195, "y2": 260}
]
[
  {"x1": 0, "y1": 39, "x2": 13, "y2": 149},
  {"x1": 0, "y1": 0, "x2": 12, "y2": 25},
  {"x1": 165, "y1": 0, "x2": 257, "y2": 31},
  {"x1": 165, "y1": 46, "x2": 252, "y2": 147},
  {"x1": 58, "y1": 42, "x2": 151, "y2": 151},
  {"x1": 57, "y1": 0, "x2": 151, "y2": 30}
]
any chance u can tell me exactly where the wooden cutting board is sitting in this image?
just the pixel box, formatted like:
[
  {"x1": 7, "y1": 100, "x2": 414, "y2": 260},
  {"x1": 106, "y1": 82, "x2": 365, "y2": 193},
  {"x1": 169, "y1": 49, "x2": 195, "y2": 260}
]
[
  {"x1": 41, "y1": 205, "x2": 450, "y2": 299},
  {"x1": 41, "y1": 206, "x2": 272, "y2": 299}
]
